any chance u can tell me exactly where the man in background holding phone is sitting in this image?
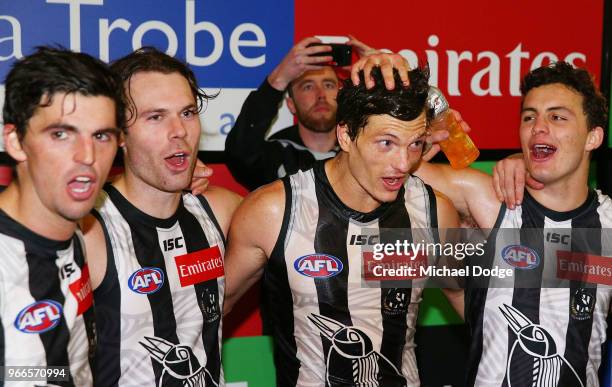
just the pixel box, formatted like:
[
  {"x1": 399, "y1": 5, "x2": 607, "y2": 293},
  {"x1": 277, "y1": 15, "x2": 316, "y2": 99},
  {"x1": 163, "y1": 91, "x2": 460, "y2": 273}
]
[{"x1": 225, "y1": 36, "x2": 375, "y2": 190}]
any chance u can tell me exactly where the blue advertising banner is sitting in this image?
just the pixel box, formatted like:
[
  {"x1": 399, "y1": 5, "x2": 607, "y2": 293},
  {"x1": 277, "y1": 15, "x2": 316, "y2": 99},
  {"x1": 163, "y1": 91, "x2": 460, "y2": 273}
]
[{"x1": 0, "y1": 0, "x2": 293, "y2": 87}]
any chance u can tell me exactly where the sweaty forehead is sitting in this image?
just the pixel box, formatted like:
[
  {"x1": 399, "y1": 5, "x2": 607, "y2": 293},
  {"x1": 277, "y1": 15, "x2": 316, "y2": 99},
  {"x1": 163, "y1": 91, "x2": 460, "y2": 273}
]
[{"x1": 364, "y1": 113, "x2": 427, "y2": 138}]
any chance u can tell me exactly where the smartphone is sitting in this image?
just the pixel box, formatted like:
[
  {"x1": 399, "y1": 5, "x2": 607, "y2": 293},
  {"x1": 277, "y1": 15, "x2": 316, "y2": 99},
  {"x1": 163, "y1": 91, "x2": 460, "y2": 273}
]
[{"x1": 308, "y1": 43, "x2": 352, "y2": 67}]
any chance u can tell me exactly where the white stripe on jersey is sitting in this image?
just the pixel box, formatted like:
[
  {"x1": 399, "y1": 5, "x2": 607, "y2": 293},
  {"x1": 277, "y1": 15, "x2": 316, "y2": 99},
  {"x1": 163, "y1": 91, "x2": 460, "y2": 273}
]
[{"x1": 286, "y1": 171, "x2": 327, "y2": 386}]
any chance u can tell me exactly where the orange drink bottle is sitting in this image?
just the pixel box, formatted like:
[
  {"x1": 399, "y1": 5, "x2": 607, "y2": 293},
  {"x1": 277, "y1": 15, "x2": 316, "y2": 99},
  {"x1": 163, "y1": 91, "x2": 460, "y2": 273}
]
[{"x1": 427, "y1": 86, "x2": 479, "y2": 169}]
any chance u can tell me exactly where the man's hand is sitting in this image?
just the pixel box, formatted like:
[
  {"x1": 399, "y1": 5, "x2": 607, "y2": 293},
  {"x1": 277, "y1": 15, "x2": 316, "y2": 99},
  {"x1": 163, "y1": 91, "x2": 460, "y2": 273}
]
[
  {"x1": 190, "y1": 159, "x2": 213, "y2": 195},
  {"x1": 422, "y1": 110, "x2": 471, "y2": 162},
  {"x1": 267, "y1": 37, "x2": 333, "y2": 91},
  {"x1": 351, "y1": 52, "x2": 410, "y2": 90},
  {"x1": 492, "y1": 154, "x2": 544, "y2": 209},
  {"x1": 346, "y1": 35, "x2": 378, "y2": 58}
]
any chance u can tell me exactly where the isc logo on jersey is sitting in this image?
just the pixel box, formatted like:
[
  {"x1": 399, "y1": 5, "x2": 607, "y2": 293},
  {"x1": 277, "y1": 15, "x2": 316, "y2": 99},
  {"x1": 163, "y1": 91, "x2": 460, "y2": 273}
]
[
  {"x1": 14, "y1": 300, "x2": 63, "y2": 334},
  {"x1": 128, "y1": 267, "x2": 165, "y2": 294},
  {"x1": 501, "y1": 245, "x2": 540, "y2": 269},
  {"x1": 294, "y1": 254, "x2": 343, "y2": 278}
]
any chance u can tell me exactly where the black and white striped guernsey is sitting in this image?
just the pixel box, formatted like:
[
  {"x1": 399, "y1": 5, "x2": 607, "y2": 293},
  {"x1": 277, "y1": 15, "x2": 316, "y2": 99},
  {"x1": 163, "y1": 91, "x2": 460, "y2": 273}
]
[
  {"x1": 466, "y1": 189, "x2": 612, "y2": 387},
  {"x1": 92, "y1": 186, "x2": 225, "y2": 387},
  {"x1": 0, "y1": 210, "x2": 95, "y2": 387},
  {"x1": 261, "y1": 161, "x2": 439, "y2": 386}
]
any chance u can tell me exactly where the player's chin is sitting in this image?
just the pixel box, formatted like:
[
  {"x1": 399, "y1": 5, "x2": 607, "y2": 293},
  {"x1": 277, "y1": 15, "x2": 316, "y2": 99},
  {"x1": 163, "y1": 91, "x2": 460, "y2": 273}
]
[
  {"x1": 60, "y1": 204, "x2": 95, "y2": 223},
  {"x1": 374, "y1": 189, "x2": 401, "y2": 204},
  {"x1": 162, "y1": 175, "x2": 193, "y2": 193}
]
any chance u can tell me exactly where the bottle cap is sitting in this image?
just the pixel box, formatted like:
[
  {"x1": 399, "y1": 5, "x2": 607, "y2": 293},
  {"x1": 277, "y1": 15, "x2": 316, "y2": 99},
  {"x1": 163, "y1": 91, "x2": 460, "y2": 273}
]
[{"x1": 427, "y1": 86, "x2": 450, "y2": 117}]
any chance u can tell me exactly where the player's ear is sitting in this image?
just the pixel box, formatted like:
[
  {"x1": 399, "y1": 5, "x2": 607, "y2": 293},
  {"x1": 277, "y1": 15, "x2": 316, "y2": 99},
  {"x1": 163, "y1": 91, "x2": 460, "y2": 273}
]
[
  {"x1": 585, "y1": 126, "x2": 604, "y2": 151},
  {"x1": 118, "y1": 131, "x2": 128, "y2": 154},
  {"x1": 337, "y1": 124, "x2": 353, "y2": 152},
  {"x1": 3, "y1": 124, "x2": 26, "y2": 162},
  {"x1": 286, "y1": 96, "x2": 296, "y2": 115}
]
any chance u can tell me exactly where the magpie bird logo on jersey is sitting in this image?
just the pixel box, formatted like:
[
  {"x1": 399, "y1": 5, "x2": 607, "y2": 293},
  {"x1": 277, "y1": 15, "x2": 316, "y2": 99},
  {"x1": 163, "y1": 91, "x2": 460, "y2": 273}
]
[
  {"x1": 128, "y1": 267, "x2": 165, "y2": 294},
  {"x1": 198, "y1": 288, "x2": 220, "y2": 323},
  {"x1": 499, "y1": 303, "x2": 584, "y2": 387},
  {"x1": 140, "y1": 336, "x2": 218, "y2": 387},
  {"x1": 14, "y1": 300, "x2": 63, "y2": 334},
  {"x1": 501, "y1": 245, "x2": 540, "y2": 269},
  {"x1": 570, "y1": 288, "x2": 595, "y2": 320},
  {"x1": 307, "y1": 314, "x2": 406, "y2": 386},
  {"x1": 294, "y1": 254, "x2": 343, "y2": 278},
  {"x1": 382, "y1": 288, "x2": 410, "y2": 316}
]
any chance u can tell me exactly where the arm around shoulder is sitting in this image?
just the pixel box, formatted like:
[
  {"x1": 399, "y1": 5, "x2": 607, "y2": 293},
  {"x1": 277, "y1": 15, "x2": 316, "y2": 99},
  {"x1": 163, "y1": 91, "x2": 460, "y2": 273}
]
[
  {"x1": 202, "y1": 186, "x2": 243, "y2": 238},
  {"x1": 223, "y1": 180, "x2": 286, "y2": 314},
  {"x1": 417, "y1": 162, "x2": 500, "y2": 228}
]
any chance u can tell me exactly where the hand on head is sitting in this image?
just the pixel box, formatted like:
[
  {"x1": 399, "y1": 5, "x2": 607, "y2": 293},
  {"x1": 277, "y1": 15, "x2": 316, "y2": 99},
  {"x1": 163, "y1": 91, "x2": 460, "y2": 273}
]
[{"x1": 351, "y1": 52, "x2": 410, "y2": 90}]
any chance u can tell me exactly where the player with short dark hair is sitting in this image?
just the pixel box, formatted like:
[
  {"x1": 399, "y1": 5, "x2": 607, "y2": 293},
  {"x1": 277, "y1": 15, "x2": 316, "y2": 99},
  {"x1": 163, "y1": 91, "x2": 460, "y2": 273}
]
[
  {"x1": 355, "y1": 54, "x2": 612, "y2": 386},
  {"x1": 0, "y1": 46, "x2": 122, "y2": 386},
  {"x1": 224, "y1": 65, "x2": 462, "y2": 386}
]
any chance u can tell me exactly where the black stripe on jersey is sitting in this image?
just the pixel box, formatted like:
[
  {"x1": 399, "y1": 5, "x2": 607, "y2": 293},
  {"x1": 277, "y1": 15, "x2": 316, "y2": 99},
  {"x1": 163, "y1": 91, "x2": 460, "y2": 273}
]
[
  {"x1": 176, "y1": 205, "x2": 221, "y2": 386},
  {"x1": 195, "y1": 194, "x2": 226, "y2": 248},
  {"x1": 0, "y1": 314, "x2": 4, "y2": 387},
  {"x1": 502, "y1": 203, "x2": 546, "y2": 387},
  {"x1": 378, "y1": 200, "x2": 413, "y2": 386},
  {"x1": 263, "y1": 177, "x2": 300, "y2": 386},
  {"x1": 313, "y1": 178, "x2": 351, "y2": 379},
  {"x1": 424, "y1": 184, "x2": 439, "y2": 230},
  {"x1": 130, "y1": 226, "x2": 180, "y2": 385},
  {"x1": 558, "y1": 209, "x2": 601, "y2": 385},
  {"x1": 600, "y1": 317, "x2": 611, "y2": 381},
  {"x1": 25, "y1": 247, "x2": 73, "y2": 386},
  {"x1": 91, "y1": 209, "x2": 121, "y2": 387},
  {"x1": 465, "y1": 203, "x2": 506, "y2": 387}
]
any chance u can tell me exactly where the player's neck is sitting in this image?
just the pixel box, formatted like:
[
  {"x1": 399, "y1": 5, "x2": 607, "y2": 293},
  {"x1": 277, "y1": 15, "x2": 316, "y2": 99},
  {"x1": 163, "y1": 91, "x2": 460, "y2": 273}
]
[
  {"x1": 526, "y1": 176, "x2": 590, "y2": 213},
  {"x1": 0, "y1": 181, "x2": 76, "y2": 240},
  {"x1": 325, "y1": 154, "x2": 381, "y2": 213},
  {"x1": 114, "y1": 173, "x2": 181, "y2": 219},
  {"x1": 298, "y1": 124, "x2": 336, "y2": 153}
]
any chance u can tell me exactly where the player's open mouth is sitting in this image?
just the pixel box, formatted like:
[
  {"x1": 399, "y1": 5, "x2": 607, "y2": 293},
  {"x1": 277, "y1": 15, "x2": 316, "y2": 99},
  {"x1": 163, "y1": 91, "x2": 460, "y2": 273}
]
[
  {"x1": 67, "y1": 176, "x2": 95, "y2": 200},
  {"x1": 165, "y1": 152, "x2": 190, "y2": 170},
  {"x1": 530, "y1": 144, "x2": 557, "y2": 160},
  {"x1": 382, "y1": 177, "x2": 404, "y2": 191}
]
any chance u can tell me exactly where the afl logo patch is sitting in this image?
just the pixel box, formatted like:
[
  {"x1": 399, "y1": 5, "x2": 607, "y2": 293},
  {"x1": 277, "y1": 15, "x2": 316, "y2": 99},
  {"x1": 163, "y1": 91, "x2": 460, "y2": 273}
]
[
  {"x1": 294, "y1": 254, "x2": 343, "y2": 278},
  {"x1": 128, "y1": 267, "x2": 165, "y2": 294},
  {"x1": 14, "y1": 300, "x2": 62, "y2": 334},
  {"x1": 501, "y1": 245, "x2": 540, "y2": 269},
  {"x1": 570, "y1": 288, "x2": 595, "y2": 320}
]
